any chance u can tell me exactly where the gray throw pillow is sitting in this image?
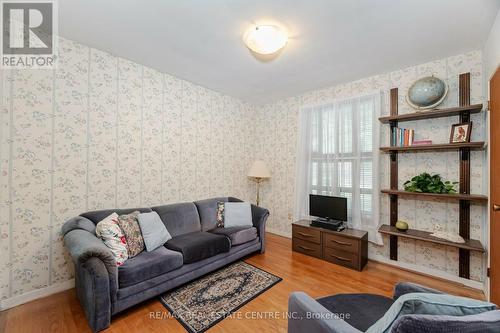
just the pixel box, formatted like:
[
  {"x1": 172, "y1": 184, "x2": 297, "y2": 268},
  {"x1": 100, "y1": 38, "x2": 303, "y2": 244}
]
[
  {"x1": 137, "y1": 212, "x2": 172, "y2": 252},
  {"x1": 224, "y1": 202, "x2": 252, "y2": 228}
]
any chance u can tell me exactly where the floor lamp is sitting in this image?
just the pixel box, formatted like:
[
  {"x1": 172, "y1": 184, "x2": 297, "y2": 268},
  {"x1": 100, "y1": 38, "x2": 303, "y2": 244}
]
[{"x1": 248, "y1": 160, "x2": 271, "y2": 206}]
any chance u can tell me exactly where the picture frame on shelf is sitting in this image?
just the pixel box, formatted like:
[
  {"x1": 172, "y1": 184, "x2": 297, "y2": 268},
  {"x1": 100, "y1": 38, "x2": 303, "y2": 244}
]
[{"x1": 450, "y1": 122, "x2": 472, "y2": 143}]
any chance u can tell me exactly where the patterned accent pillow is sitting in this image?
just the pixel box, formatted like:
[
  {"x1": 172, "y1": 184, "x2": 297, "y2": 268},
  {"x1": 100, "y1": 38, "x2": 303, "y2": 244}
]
[
  {"x1": 216, "y1": 202, "x2": 225, "y2": 228},
  {"x1": 95, "y1": 213, "x2": 129, "y2": 266},
  {"x1": 117, "y1": 211, "x2": 144, "y2": 258}
]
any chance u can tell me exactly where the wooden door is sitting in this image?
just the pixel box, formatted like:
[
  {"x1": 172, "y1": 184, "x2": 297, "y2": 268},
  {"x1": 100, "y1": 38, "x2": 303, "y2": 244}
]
[{"x1": 491, "y1": 66, "x2": 500, "y2": 304}]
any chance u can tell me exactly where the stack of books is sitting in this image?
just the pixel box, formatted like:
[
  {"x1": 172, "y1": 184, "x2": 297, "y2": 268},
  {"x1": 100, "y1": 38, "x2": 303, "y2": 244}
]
[{"x1": 392, "y1": 127, "x2": 415, "y2": 147}]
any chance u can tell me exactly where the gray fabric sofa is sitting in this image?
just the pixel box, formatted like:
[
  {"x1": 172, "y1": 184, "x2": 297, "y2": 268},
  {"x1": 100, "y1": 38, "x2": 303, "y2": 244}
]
[
  {"x1": 61, "y1": 196, "x2": 269, "y2": 332},
  {"x1": 288, "y1": 282, "x2": 500, "y2": 333}
]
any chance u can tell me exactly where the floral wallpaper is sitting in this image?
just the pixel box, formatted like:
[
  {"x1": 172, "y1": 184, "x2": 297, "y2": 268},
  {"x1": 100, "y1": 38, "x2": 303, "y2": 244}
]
[
  {"x1": 255, "y1": 50, "x2": 487, "y2": 282},
  {"x1": 0, "y1": 37, "x2": 256, "y2": 302},
  {"x1": 0, "y1": 38, "x2": 488, "y2": 306}
]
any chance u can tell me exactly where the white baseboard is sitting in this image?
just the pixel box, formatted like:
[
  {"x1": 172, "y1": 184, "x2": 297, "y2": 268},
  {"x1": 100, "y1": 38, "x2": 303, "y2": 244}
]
[
  {"x1": 369, "y1": 254, "x2": 484, "y2": 290},
  {"x1": 0, "y1": 279, "x2": 75, "y2": 311}
]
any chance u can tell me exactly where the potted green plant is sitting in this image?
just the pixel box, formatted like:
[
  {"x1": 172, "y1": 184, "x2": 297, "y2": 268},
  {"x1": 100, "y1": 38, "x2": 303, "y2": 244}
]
[{"x1": 404, "y1": 172, "x2": 457, "y2": 194}]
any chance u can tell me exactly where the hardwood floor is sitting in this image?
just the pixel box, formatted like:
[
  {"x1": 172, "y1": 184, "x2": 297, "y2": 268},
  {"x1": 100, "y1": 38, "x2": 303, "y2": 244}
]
[{"x1": 0, "y1": 233, "x2": 484, "y2": 333}]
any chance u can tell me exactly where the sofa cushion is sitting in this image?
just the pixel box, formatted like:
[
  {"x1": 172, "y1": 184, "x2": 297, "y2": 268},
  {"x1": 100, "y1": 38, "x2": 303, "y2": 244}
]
[
  {"x1": 194, "y1": 197, "x2": 229, "y2": 231},
  {"x1": 115, "y1": 238, "x2": 260, "y2": 302},
  {"x1": 208, "y1": 226, "x2": 258, "y2": 246},
  {"x1": 318, "y1": 293, "x2": 394, "y2": 332},
  {"x1": 165, "y1": 231, "x2": 230, "y2": 264},
  {"x1": 118, "y1": 246, "x2": 183, "y2": 288},
  {"x1": 152, "y1": 202, "x2": 201, "y2": 237},
  {"x1": 81, "y1": 207, "x2": 152, "y2": 224}
]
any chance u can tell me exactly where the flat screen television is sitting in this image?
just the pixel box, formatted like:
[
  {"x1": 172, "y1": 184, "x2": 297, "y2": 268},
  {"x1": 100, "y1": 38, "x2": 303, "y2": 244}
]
[{"x1": 309, "y1": 194, "x2": 347, "y2": 222}]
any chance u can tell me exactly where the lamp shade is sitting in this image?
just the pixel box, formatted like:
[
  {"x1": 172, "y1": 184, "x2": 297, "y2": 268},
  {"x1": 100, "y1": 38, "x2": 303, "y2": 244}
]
[{"x1": 247, "y1": 160, "x2": 271, "y2": 178}]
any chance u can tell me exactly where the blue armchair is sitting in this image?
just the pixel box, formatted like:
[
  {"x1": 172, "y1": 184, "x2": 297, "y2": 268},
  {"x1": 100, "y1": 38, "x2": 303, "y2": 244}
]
[{"x1": 288, "y1": 282, "x2": 500, "y2": 333}]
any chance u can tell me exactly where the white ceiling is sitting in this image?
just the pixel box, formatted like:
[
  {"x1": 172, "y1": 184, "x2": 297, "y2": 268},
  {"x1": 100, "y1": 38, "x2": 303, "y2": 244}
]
[{"x1": 59, "y1": 0, "x2": 500, "y2": 104}]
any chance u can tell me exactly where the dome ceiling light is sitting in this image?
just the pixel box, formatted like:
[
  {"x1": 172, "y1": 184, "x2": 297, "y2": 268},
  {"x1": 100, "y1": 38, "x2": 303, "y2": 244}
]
[{"x1": 243, "y1": 24, "x2": 288, "y2": 55}]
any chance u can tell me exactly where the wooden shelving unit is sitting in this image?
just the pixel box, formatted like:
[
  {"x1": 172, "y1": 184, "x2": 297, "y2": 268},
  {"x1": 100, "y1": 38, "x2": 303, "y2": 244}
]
[
  {"x1": 380, "y1": 142, "x2": 485, "y2": 152},
  {"x1": 378, "y1": 72, "x2": 487, "y2": 280},
  {"x1": 379, "y1": 104, "x2": 483, "y2": 124},
  {"x1": 378, "y1": 225, "x2": 485, "y2": 252},
  {"x1": 380, "y1": 189, "x2": 488, "y2": 203}
]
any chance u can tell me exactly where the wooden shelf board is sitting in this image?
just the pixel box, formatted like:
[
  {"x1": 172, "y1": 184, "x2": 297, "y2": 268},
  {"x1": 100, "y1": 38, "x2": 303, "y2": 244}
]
[
  {"x1": 379, "y1": 104, "x2": 483, "y2": 124},
  {"x1": 378, "y1": 224, "x2": 485, "y2": 252},
  {"x1": 381, "y1": 189, "x2": 488, "y2": 203},
  {"x1": 380, "y1": 142, "x2": 485, "y2": 152}
]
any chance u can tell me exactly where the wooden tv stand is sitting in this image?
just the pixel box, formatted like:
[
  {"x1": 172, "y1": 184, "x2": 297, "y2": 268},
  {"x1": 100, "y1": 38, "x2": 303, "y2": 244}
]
[{"x1": 292, "y1": 220, "x2": 368, "y2": 271}]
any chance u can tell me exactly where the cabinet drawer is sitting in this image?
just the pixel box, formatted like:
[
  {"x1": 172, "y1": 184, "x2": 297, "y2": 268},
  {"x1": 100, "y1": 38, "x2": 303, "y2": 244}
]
[
  {"x1": 323, "y1": 233, "x2": 359, "y2": 254},
  {"x1": 293, "y1": 238, "x2": 322, "y2": 258},
  {"x1": 292, "y1": 225, "x2": 321, "y2": 244},
  {"x1": 323, "y1": 247, "x2": 359, "y2": 270}
]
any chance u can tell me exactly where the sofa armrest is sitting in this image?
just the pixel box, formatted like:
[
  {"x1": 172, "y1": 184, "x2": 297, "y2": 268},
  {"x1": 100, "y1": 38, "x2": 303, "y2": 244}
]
[
  {"x1": 288, "y1": 292, "x2": 363, "y2": 333},
  {"x1": 62, "y1": 215, "x2": 96, "y2": 236},
  {"x1": 251, "y1": 204, "x2": 269, "y2": 253},
  {"x1": 393, "y1": 282, "x2": 443, "y2": 300},
  {"x1": 64, "y1": 229, "x2": 117, "y2": 273},
  {"x1": 76, "y1": 257, "x2": 113, "y2": 332},
  {"x1": 64, "y1": 228, "x2": 118, "y2": 331},
  {"x1": 391, "y1": 311, "x2": 500, "y2": 333}
]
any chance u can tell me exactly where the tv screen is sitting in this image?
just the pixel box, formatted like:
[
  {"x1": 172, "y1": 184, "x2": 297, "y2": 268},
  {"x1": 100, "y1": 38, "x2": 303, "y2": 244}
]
[{"x1": 309, "y1": 194, "x2": 347, "y2": 221}]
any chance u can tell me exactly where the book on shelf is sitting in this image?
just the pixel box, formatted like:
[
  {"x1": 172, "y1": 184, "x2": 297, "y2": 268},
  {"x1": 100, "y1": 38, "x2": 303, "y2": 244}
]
[
  {"x1": 412, "y1": 140, "x2": 433, "y2": 145},
  {"x1": 391, "y1": 127, "x2": 415, "y2": 147}
]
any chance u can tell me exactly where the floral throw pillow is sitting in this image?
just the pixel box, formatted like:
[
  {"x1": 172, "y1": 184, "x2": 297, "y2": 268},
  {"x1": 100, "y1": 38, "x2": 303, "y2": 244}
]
[
  {"x1": 95, "y1": 213, "x2": 129, "y2": 266},
  {"x1": 117, "y1": 211, "x2": 144, "y2": 258},
  {"x1": 216, "y1": 202, "x2": 225, "y2": 228}
]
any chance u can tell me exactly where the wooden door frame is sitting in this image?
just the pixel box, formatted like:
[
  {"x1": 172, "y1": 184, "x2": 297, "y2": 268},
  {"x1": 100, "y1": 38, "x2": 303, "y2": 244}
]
[{"x1": 489, "y1": 64, "x2": 500, "y2": 303}]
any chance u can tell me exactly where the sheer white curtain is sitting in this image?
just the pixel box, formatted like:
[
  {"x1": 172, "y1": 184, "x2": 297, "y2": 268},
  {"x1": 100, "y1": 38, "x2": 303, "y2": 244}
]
[{"x1": 294, "y1": 92, "x2": 382, "y2": 244}]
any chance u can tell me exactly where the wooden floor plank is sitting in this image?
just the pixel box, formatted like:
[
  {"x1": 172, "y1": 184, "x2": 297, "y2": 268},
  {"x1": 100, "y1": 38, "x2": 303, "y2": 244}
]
[{"x1": 1, "y1": 233, "x2": 484, "y2": 333}]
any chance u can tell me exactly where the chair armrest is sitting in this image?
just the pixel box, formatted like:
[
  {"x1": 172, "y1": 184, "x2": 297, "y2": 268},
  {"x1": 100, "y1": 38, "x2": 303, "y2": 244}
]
[
  {"x1": 288, "y1": 292, "x2": 363, "y2": 333},
  {"x1": 251, "y1": 204, "x2": 269, "y2": 253},
  {"x1": 393, "y1": 282, "x2": 443, "y2": 300}
]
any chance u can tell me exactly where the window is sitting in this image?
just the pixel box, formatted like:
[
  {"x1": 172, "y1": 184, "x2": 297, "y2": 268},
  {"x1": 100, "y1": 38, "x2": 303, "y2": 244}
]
[{"x1": 295, "y1": 92, "x2": 382, "y2": 244}]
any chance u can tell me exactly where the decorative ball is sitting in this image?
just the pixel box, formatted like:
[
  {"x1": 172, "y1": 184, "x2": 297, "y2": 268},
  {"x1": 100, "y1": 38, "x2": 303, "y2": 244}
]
[
  {"x1": 407, "y1": 76, "x2": 448, "y2": 110},
  {"x1": 395, "y1": 220, "x2": 409, "y2": 231}
]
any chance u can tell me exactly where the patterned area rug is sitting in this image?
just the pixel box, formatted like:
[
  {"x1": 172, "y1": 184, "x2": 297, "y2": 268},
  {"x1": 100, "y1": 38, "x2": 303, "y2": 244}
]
[{"x1": 160, "y1": 261, "x2": 282, "y2": 333}]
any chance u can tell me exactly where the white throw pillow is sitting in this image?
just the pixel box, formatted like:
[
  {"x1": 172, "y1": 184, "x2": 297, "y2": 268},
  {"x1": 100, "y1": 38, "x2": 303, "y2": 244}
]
[
  {"x1": 95, "y1": 213, "x2": 129, "y2": 266},
  {"x1": 224, "y1": 202, "x2": 253, "y2": 228}
]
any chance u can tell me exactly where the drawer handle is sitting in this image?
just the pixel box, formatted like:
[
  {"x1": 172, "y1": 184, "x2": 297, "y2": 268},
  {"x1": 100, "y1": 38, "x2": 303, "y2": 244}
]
[
  {"x1": 298, "y1": 232, "x2": 315, "y2": 238},
  {"x1": 330, "y1": 254, "x2": 351, "y2": 262},
  {"x1": 331, "y1": 239, "x2": 352, "y2": 246},
  {"x1": 298, "y1": 245, "x2": 315, "y2": 251}
]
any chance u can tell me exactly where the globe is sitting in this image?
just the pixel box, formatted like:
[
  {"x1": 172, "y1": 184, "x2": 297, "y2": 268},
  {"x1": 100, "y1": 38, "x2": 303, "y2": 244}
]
[{"x1": 407, "y1": 76, "x2": 448, "y2": 110}]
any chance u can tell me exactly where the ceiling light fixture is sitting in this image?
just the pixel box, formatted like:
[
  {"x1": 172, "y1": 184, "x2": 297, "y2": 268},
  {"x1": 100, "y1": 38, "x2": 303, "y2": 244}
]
[{"x1": 243, "y1": 24, "x2": 288, "y2": 55}]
